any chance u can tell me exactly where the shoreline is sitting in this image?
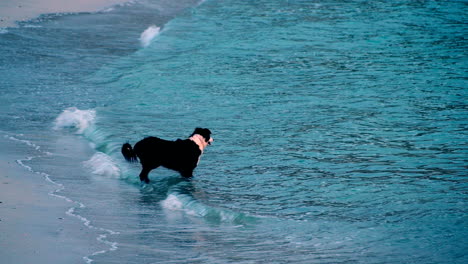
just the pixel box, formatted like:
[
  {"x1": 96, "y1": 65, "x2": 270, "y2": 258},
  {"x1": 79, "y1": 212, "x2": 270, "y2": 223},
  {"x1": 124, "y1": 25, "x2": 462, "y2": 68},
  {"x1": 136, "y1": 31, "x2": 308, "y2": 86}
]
[
  {"x1": 0, "y1": 0, "x2": 131, "y2": 28},
  {"x1": 0, "y1": 135, "x2": 99, "y2": 263}
]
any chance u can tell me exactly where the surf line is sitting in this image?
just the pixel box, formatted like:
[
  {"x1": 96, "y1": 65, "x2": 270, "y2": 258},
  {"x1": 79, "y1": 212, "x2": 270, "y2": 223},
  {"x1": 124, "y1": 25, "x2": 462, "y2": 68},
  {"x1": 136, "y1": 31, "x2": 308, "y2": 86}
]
[{"x1": 4, "y1": 134, "x2": 120, "y2": 263}]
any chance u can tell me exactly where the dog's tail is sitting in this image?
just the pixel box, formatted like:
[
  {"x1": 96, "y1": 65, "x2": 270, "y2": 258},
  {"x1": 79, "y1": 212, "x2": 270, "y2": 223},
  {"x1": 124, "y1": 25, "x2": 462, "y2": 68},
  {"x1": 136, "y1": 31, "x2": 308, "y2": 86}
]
[{"x1": 121, "y1": 143, "x2": 138, "y2": 162}]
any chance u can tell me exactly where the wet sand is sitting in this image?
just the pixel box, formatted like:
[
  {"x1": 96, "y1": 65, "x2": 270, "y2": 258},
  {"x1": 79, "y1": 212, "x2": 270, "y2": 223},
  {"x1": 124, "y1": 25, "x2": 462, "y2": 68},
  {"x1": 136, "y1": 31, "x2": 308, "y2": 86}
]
[
  {"x1": 0, "y1": 136, "x2": 98, "y2": 263},
  {"x1": 0, "y1": 0, "x2": 130, "y2": 27}
]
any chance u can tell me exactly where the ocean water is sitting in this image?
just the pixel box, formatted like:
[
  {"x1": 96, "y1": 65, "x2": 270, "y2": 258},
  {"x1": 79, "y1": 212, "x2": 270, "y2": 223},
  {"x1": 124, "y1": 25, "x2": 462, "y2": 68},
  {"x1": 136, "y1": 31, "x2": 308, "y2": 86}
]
[{"x1": 1, "y1": 0, "x2": 467, "y2": 263}]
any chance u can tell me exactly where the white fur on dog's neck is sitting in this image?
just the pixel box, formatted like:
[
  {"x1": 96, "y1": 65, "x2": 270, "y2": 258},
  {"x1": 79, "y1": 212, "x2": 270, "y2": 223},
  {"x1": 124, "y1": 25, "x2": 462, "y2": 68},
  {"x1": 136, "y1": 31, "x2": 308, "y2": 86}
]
[{"x1": 189, "y1": 134, "x2": 209, "y2": 152}]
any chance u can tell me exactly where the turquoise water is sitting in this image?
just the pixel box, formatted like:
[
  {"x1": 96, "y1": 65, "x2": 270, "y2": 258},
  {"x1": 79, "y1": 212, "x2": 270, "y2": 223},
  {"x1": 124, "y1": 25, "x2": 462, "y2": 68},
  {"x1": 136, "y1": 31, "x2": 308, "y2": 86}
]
[{"x1": 1, "y1": 0, "x2": 467, "y2": 263}]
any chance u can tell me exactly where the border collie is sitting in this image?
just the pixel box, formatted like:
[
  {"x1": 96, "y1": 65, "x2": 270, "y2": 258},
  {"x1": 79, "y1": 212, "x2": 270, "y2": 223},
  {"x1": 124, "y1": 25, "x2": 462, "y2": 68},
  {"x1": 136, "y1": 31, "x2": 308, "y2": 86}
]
[{"x1": 121, "y1": 128, "x2": 213, "y2": 183}]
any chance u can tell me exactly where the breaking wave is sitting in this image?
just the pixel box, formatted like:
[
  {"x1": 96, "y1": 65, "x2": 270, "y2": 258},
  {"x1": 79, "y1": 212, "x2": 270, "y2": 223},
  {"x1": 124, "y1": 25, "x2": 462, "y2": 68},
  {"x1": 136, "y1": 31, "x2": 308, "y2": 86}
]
[
  {"x1": 161, "y1": 192, "x2": 256, "y2": 225},
  {"x1": 139, "y1": 25, "x2": 160, "y2": 47},
  {"x1": 83, "y1": 152, "x2": 121, "y2": 177},
  {"x1": 53, "y1": 107, "x2": 96, "y2": 134}
]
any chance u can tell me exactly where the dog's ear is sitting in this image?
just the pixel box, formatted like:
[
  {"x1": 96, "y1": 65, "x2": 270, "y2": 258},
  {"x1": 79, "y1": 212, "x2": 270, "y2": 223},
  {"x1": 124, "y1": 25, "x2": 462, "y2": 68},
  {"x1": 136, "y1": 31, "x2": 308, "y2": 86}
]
[
  {"x1": 191, "y1": 128, "x2": 212, "y2": 142},
  {"x1": 192, "y1": 127, "x2": 203, "y2": 136},
  {"x1": 201, "y1": 128, "x2": 212, "y2": 142}
]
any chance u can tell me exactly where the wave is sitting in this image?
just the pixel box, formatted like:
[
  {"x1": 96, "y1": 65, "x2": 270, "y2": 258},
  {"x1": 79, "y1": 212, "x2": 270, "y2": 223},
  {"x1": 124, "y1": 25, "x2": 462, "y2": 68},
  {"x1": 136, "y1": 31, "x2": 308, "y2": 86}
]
[
  {"x1": 139, "y1": 25, "x2": 161, "y2": 47},
  {"x1": 101, "y1": 0, "x2": 138, "y2": 13},
  {"x1": 83, "y1": 152, "x2": 121, "y2": 177},
  {"x1": 53, "y1": 107, "x2": 96, "y2": 134},
  {"x1": 161, "y1": 192, "x2": 256, "y2": 225},
  {"x1": 53, "y1": 107, "x2": 124, "y2": 174},
  {"x1": 53, "y1": 107, "x2": 120, "y2": 155}
]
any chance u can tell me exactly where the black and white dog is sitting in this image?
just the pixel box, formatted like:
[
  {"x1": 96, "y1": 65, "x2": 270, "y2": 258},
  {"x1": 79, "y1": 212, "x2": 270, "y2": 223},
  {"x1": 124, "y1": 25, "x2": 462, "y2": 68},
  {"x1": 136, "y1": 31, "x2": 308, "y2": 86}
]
[{"x1": 121, "y1": 128, "x2": 213, "y2": 183}]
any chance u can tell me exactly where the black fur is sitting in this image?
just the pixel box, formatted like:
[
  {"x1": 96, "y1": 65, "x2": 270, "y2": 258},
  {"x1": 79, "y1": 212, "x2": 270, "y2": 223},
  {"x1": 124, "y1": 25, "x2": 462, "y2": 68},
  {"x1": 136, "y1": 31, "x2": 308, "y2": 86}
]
[
  {"x1": 122, "y1": 128, "x2": 212, "y2": 183},
  {"x1": 121, "y1": 143, "x2": 137, "y2": 162}
]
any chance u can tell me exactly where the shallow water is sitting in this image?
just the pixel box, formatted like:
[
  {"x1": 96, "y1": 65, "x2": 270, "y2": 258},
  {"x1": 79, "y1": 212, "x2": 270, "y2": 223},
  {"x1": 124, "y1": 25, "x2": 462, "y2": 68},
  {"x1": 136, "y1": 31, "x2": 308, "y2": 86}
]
[{"x1": 1, "y1": 0, "x2": 467, "y2": 263}]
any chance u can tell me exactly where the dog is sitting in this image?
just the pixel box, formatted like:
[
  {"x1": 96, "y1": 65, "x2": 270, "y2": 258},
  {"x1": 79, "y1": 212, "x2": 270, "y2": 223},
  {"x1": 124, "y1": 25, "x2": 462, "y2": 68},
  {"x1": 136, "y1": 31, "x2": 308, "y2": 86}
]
[{"x1": 121, "y1": 128, "x2": 213, "y2": 183}]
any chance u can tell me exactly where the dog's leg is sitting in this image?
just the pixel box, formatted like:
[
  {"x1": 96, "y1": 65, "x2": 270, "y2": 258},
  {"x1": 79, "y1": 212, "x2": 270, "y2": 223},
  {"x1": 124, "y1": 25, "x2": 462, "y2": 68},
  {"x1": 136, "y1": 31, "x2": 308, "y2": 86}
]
[
  {"x1": 180, "y1": 169, "x2": 194, "y2": 178},
  {"x1": 139, "y1": 166, "x2": 152, "y2": 184}
]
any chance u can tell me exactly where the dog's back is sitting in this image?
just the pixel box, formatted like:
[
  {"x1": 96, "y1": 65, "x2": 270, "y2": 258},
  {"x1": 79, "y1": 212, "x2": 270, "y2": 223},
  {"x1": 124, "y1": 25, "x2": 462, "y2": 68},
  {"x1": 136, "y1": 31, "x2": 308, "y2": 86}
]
[{"x1": 134, "y1": 136, "x2": 201, "y2": 172}]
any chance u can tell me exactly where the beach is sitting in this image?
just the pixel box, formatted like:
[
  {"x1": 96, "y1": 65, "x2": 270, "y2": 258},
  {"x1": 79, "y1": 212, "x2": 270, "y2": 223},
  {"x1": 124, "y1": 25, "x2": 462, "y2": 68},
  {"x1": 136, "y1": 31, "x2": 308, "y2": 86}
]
[
  {"x1": 0, "y1": 135, "x2": 99, "y2": 264},
  {"x1": 0, "y1": 0, "x2": 129, "y2": 27},
  {"x1": 1, "y1": 2, "x2": 131, "y2": 262}
]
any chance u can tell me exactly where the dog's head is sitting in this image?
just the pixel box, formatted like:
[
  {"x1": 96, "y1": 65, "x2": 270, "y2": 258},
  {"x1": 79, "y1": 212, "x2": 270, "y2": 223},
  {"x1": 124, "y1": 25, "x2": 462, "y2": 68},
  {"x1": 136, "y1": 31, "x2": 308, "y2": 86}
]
[{"x1": 191, "y1": 127, "x2": 213, "y2": 146}]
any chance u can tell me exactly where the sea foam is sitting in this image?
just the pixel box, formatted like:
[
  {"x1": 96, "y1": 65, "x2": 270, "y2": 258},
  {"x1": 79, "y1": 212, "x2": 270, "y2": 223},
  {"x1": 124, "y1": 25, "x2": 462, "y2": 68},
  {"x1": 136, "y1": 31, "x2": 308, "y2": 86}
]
[
  {"x1": 54, "y1": 107, "x2": 96, "y2": 134},
  {"x1": 161, "y1": 194, "x2": 184, "y2": 211},
  {"x1": 161, "y1": 193, "x2": 255, "y2": 225},
  {"x1": 83, "y1": 152, "x2": 121, "y2": 177},
  {"x1": 139, "y1": 25, "x2": 160, "y2": 47}
]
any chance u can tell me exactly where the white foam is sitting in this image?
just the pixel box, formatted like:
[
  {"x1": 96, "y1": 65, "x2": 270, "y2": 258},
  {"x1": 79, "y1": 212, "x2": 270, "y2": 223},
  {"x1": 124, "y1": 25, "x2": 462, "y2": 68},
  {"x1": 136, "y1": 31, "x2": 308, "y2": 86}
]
[
  {"x1": 54, "y1": 107, "x2": 96, "y2": 134},
  {"x1": 160, "y1": 193, "x2": 247, "y2": 222},
  {"x1": 139, "y1": 25, "x2": 160, "y2": 47},
  {"x1": 5, "y1": 135, "x2": 41, "y2": 151},
  {"x1": 101, "y1": 7, "x2": 115, "y2": 12},
  {"x1": 161, "y1": 194, "x2": 184, "y2": 211},
  {"x1": 83, "y1": 152, "x2": 121, "y2": 177},
  {"x1": 23, "y1": 24, "x2": 42, "y2": 28}
]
